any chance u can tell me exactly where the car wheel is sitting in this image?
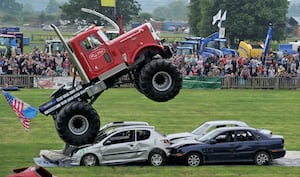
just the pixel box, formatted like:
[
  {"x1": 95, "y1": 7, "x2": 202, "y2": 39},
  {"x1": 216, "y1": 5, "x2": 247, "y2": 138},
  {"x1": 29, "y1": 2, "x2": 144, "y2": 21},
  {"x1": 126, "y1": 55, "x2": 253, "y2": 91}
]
[
  {"x1": 148, "y1": 149, "x2": 165, "y2": 166},
  {"x1": 80, "y1": 154, "x2": 99, "y2": 166},
  {"x1": 139, "y1": 59, "x2": 182, "y2": 102},
  {"x1": 186, "y1": 152, "x2": 202, "y2": 166},
  {"x1": 56, "y1": 102, "x2": 100, "y2": 146},
  {"x1": 254, "y1": 151, "x2": 271, "y2": 165}
]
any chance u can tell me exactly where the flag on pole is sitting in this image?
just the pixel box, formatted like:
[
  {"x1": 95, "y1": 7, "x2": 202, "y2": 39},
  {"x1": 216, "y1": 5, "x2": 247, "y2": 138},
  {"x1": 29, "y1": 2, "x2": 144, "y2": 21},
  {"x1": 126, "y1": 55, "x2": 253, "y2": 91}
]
[
  {"x1": 217, "y1": 11, "x2": 227, "y2": 33},
  {"x1": 101, "y1": 0, "x2": 115, "y2": 7},
  {"x1": 2, "y1": 91, "x2": 38, "y2": 131},
  {"x1": 212, "y1": 9, "x2": 222, "y2": 25},
  {"x1": 221, "y1": 10, "x2": 227, "y2": 21}
]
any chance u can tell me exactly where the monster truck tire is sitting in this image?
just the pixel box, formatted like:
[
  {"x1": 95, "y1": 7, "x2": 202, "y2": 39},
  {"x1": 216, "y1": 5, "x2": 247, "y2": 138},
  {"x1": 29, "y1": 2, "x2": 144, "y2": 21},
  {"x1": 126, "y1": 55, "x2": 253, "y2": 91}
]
[
  {"x1": 56, "y1": 102, "x2": 100, "y2": 146},
  {"x1": 139, "y1": 59, "x2": 182, "y2": 102}
]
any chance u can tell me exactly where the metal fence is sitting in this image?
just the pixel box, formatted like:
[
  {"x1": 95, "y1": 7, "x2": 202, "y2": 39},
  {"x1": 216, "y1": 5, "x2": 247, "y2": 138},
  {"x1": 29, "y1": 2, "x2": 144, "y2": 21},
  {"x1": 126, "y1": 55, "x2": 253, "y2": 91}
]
[
  {"x1": 221, "y1": 76, "x2": 300, "y2": 89},
  {"x1": 1, "y1": 75, "x2": 300, "y2": 90},
  {"x1": 0, "y1": 75, "x2": 34, "y2": 88}
]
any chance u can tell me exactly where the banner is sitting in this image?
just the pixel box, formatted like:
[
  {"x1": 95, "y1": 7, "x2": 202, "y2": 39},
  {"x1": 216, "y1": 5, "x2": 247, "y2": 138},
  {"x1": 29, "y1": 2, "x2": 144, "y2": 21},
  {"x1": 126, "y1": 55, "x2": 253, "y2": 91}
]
[{"x1": 101, "y1": 0, "x2": 115, "y2": 7}]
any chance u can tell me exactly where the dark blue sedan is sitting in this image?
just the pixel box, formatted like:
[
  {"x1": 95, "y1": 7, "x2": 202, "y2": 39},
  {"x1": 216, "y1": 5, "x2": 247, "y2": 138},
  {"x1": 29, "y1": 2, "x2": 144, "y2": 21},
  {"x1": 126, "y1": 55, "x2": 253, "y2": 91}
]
[{"x1": 169, "y1": 127, "x2": 285, "y2": 166}]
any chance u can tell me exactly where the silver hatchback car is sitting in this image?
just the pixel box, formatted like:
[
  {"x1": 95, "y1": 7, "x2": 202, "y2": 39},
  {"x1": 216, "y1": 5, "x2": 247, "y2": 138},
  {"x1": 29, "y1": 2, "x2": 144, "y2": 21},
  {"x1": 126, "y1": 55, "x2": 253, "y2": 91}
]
[
  {"x1": 70, "y1": 125, "x2": 170, "y2": 166},
  {"x1": 167, "y1": 120, "x2": 249, "y2": 143}
]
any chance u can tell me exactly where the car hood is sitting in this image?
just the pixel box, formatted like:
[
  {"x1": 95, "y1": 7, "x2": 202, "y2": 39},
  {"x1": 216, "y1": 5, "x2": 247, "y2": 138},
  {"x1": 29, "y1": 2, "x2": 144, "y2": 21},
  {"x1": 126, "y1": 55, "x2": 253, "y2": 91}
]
[
  {"x1": 166, "y1": 132, "x2": 194, "y2": 140},
  {"x1": 169, "y1": 139, "x2": 200, "y2": 149}
]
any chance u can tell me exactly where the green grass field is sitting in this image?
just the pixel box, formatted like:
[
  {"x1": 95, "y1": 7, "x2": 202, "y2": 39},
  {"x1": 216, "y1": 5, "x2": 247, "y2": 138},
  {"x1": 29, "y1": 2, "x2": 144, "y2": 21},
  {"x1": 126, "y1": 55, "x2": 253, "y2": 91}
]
[{"x1": 1, "y1": 88, "x2": 300, "y2": 176}]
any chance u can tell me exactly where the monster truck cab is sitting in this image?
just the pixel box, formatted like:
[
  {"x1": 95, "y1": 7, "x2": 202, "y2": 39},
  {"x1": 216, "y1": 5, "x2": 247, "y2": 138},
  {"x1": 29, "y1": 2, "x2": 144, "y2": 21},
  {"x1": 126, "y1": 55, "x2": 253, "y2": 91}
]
[{"x1": 69, "y1": 23, "x2": 164, "y2": 82}]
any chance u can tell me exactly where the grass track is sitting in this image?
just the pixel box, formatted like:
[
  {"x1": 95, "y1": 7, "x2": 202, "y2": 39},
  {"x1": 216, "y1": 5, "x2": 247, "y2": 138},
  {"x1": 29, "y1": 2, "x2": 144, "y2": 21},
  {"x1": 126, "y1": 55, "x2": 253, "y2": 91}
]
[{"x1": 0, "y1": 88, "x2": 300, "y2": 176}]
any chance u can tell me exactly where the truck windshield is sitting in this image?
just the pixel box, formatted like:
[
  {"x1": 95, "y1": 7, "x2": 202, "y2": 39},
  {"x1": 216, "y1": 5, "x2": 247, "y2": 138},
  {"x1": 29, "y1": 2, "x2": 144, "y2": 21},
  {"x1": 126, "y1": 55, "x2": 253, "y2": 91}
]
[
  {"x1": 0, "y1": 37, "x2": 10, "y2": 46},
  {"x1": 97, "y1": 30, "x2": 109, "y2": 42},
  {"x1": 207, "y1": 41, "x2": 227, "y2": 49}
]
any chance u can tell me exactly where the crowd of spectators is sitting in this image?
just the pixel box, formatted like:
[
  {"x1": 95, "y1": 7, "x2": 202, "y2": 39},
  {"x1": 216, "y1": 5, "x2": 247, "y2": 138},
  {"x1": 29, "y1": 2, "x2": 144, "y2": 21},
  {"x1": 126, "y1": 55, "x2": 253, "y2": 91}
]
[
  {"x1": 0, "y1": 48, "x2": 71, "y2": 76},
  {"x1": 171, "y1": 46, "x2": 300, "y2": 80},
  {"x1": 1, "y1": 43, "x2": 300, "y2": 82}
]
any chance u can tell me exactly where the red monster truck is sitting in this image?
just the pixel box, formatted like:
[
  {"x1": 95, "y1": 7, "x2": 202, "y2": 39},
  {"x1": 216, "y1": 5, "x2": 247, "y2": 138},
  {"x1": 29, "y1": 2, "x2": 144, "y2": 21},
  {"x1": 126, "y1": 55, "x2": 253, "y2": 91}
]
[{"x1": 39, "y1": 15, "x2": 182, "y2": 146}]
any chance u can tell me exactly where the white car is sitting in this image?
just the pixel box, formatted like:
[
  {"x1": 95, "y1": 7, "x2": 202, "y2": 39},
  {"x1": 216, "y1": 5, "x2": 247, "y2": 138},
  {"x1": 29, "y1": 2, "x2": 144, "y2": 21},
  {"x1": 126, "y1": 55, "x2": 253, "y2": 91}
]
[
  {"x1": 167, "y1": 120, "x2": 249, "y2": 143},
  {"x1": 38, "y1": 124, "x2": 170, "y2": 167},
  {"x1": 70, "y1": 125, "x2": 170, "y2": 166}
]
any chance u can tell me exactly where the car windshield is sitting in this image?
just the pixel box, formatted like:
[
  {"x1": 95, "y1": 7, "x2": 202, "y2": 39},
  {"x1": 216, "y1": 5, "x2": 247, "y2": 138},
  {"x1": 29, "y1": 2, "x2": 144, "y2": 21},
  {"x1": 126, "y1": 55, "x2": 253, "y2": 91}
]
[
  {"x1": 196, "y1": 129, "x2": 221, "y2": 142},
  {"x1": 94, "y1": 128, "x2": 117, "y2": 143},
  {"x1": 191, "y1": 123, "x2": 210, "y2": 135}
]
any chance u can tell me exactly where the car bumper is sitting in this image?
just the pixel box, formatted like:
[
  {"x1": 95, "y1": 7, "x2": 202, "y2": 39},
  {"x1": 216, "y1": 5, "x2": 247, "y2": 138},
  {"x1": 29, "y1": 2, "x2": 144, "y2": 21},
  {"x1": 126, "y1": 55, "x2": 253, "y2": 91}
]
[
  {"x1": 168, "y1": 153, "x2": 186, "y2": 164},
  {"x1": 271, "y1": 149, "x2": 286, "y2": 159}
]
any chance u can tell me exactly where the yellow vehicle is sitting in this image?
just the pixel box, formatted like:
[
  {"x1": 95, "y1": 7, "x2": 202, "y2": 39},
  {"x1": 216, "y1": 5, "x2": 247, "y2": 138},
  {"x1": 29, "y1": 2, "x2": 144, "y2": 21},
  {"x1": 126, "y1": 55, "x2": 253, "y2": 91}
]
[
  {"x1": 237, "y1": 41, "x2": 264, "y2": 59},
  {"x1": 238, "y1": 25, "x2": 273, "y2": 59}
]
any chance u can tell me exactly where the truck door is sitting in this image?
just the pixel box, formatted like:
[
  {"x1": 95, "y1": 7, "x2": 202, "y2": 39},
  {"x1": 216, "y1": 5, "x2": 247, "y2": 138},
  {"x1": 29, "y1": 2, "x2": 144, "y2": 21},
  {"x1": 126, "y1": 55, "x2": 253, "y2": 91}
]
[{"x1": 80, "y1": 33, "x2": 114, "y2": 80}]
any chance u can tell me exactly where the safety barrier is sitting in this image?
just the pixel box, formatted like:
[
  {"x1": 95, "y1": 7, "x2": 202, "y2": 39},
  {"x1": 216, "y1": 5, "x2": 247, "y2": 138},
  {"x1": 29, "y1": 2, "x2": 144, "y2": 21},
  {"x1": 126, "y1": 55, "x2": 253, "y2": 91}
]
[
  {"x1": 221, "y1": 76, "x2": 300, "y2": 89},
  {"x1": 1, "y1": 75, "x2": 300, "y2": 90},
  {"x1": 0, "y1": 75, "x2": 34, "y2": 88}
]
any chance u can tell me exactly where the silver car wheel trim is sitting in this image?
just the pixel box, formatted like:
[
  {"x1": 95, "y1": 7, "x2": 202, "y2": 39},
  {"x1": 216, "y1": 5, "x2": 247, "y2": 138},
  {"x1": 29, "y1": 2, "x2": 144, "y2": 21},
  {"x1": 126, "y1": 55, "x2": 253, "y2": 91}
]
[
  {"x1": 151, "y1": 154, "x2": 163, "y2": 166},
  {"x1": 188, "y1": 154, "x2": 200, "y2": 166},
  {"x1": 83, "y1": 155, "x2": 97, "y2": 166},
  {"x1": 68, "y1": 115, "x2": 89, "y2": 135},
  {"x1": 256, "y1": 153, "x2": 269, "y2": 165},
  {"x1": 152, "y1": 71, "x2": 172, "y2": 91}
]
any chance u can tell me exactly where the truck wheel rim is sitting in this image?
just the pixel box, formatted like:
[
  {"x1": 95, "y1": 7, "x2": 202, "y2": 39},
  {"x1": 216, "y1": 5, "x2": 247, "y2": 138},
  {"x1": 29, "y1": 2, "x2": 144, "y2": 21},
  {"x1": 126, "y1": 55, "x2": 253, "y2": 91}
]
[
  {"x1": 68, "y1": 115, "x2": 89, "y2": 135},
  {"x1": 152, "y1": 71, "x2": 172, "y2": 91}
]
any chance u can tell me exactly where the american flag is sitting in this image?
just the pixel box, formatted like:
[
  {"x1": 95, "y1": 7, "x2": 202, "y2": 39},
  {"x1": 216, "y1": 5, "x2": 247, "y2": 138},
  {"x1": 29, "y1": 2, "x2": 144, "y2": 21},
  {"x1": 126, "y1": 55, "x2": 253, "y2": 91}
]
[{"x1": 3, "y1": 91, "x2": 37, "y2": 131}]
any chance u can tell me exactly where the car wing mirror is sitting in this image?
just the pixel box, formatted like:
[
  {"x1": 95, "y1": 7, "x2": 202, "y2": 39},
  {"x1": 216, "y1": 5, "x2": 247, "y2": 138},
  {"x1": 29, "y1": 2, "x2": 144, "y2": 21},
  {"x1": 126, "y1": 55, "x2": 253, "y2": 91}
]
[
  {"x1": 209, "y1": 139, "x2": 217, "y2": 144},
  {"x1": 104, "y1": 140, "x2": 112, "y2": 146}
]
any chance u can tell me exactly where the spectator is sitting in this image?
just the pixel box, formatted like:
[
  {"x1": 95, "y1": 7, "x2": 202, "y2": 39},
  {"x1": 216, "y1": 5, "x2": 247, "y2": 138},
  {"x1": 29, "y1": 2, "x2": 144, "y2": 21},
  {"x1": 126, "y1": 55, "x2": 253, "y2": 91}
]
[
  {"x1": 268, "y1": 65, "x2": 276, "y2": 77},
  {"x1": 62, "y1": 58, "x2": 71, "y2": 76}
]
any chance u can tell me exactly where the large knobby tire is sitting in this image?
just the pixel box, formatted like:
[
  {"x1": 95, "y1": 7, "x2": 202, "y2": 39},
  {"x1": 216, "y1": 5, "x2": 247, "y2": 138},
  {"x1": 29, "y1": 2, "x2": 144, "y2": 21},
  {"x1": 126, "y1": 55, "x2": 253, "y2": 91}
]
[
  {"x1": 254, "y1": 151, "x2": 271, "y2": 165},
  {"x1": 56, "y1": 102, "x2": 100, "y2": 146},
  {"x1": 148, "y1": 149, "x2": 166, "y2": 166},
  {"x1": 186, "y1": 152, "x2": 203, "y2": 166},
  {"x1": 139, "y1": 59, "x2": 182, "y2": 102},
  {"x1": 80, "y1": 153, "x2": 99, "y2": 166}
]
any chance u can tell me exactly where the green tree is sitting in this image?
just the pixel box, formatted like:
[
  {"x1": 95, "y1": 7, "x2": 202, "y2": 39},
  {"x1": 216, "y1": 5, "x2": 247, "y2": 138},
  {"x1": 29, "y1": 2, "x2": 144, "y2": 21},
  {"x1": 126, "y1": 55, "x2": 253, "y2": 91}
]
[
  {"x1": 0, "y1": 0, "x2": 23, "y2": 15},
  {"x1": 189, "y1": 0, "x2": 289, "y2": 44},
  {"x1": 45, "y1": 0, "x2": 60, "y2": 14},
  {"x1": 22, "y1": 3, "x2": 35, "y2": 15},
  {"x1": 134, "y1": 12, "x2": 152, "y2": 23},
  {"x1": 60, "y1": 0, "x2": 141, "y2": 25},
  {"x1": 152, "y1": 0, "x2": 188, "y2": 21},
  {"x1": 152, "y1": 7, "x2": 169, "y2": 21}
]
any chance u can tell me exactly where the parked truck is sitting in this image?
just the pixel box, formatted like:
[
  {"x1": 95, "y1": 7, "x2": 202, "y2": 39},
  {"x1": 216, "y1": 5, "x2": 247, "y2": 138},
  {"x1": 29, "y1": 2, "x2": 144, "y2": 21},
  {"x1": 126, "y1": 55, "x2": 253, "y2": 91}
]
[
  {"x1": 177, "y1": 32, "x2": 237, "y2": 58},
  {"x1": 39, "y1": 9, "x2": 182, "y2": 146},
  {"x1": 237, "y1": 24, "x2": 273, "y2": 59},
  {"x1": 0, "y1": 26, "x2": 24, "y2": 56}
]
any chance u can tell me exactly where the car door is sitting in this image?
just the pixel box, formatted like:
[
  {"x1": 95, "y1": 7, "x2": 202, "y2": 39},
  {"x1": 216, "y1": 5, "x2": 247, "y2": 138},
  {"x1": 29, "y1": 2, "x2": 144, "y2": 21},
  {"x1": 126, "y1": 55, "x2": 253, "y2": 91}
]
[
  {"x1": 204, "y1": 131, "x2": 235, "y2": 162},
  {"x1": 232, "y1": 130, "x2": 259, "y2": 161},
  {"x1": 100, "y1": 130, "x2": 137, "y2": 162},
  {"x1": 135, "y1": 130, "x2": 152, "y2": 158}
]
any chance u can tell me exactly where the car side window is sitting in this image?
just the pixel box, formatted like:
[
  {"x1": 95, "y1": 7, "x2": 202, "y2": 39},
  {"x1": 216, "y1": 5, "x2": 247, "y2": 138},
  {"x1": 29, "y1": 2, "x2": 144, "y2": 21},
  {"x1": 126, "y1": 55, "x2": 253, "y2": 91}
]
[
  {"x1": 105, "y1": 130, "x2": 135, "y2": 145},
  {"x1": 136, "y1": 130, "x2": 150, "y2": 141},
  {"x1": 234, "y1": 130, "x2": 255, "y2": 141},
  {"x1": 215, "y1": 132, "x2": 233, "y2": 143}
]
